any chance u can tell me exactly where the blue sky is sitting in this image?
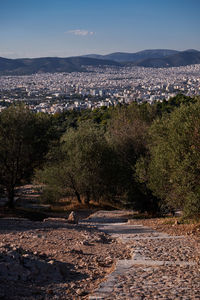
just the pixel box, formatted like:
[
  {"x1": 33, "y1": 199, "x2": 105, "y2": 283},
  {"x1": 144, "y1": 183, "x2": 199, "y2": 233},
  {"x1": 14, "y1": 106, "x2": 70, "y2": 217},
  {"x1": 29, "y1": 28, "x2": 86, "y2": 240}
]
[{"x1": 0, "y1": 0, "x2": 200, "y2": 58}]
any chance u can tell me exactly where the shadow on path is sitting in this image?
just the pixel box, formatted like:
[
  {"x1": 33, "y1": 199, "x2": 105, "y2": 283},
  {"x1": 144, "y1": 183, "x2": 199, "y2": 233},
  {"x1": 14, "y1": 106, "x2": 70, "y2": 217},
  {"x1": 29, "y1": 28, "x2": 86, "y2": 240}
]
[{"x1": 0, "y1": 245, "x2": 88, "y2": 299}]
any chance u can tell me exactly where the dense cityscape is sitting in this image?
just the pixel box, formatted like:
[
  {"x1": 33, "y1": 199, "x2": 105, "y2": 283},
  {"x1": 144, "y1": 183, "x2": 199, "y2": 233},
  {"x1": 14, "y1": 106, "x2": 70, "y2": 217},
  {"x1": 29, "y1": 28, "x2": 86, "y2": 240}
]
[{"x1": 0, "y1": 64, "x2": 200, "y2": 114}]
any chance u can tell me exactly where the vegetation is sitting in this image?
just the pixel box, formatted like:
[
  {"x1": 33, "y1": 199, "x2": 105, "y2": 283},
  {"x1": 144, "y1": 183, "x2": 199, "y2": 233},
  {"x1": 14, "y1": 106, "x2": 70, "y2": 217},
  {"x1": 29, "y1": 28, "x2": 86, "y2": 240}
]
[
  {"x1": 36, "y1": 122, "x2": 120, "y2": 205},
  {"x1": 137, "y1": 100, "x2": 200, "y2": 218},
  {"x1": 1, "y1": 94, "x2": 200, "y2": 220},
  {"x1": 0, "y1": 105, "x2": 53, "y2": 207}
]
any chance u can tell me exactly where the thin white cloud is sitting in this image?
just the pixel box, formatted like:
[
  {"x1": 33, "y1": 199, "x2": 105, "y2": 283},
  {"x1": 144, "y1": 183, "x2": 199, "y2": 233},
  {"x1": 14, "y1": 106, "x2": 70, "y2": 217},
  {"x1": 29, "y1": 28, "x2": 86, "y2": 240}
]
[{"x1": 67, "y1": 29, "x2": 95, "y2": 36}]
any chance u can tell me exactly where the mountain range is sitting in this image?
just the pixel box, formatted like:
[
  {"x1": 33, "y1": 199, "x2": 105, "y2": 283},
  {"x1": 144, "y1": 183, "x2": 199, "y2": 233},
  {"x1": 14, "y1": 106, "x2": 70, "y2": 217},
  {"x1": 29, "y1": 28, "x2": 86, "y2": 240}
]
[
  {"x1": 0, "y1": 49, "x2": 200, "y2": 75},
  {"x1": 83, "y1": 49, "x2": 200, "y2": 67},
  {"x1": 0, "y1": 56, "x2": 120, "y2": 76},
  {"x1": 82, "y1": 49, "x2": 179, "y2": 62}
]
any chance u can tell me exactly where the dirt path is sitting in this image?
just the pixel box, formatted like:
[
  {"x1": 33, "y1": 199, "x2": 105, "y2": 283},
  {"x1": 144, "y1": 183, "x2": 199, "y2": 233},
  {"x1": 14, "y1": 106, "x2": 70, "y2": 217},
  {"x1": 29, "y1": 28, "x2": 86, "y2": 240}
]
[
  {"x1": 81, "y1": 211, "x2": 200, "y2": 300},
  {"x1": 0, "y1": 210, "x2": 199, "y2": 299},
  {"x1": 0, "y1": 212, "x2": 130, "y2": 299}
]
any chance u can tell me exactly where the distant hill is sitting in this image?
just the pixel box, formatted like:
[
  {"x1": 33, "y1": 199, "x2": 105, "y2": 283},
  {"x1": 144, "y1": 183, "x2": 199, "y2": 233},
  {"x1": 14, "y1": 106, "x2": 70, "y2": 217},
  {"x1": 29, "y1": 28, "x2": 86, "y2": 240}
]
[
  {"x1": 133, "y1": 50, "x2": 200, "y2": 67},
  {"x1": 0, "y1": 49, "x2": 200, "y2": 75},
  {"x1": 0, "y1": 56, "x2": 120, "y2": 75},
  {"x1": 83, "y1": 49, "x2": 179, "y2": 62},
  {"x1": 83, "y1": 49, "x2": 200, "y2": 67}
]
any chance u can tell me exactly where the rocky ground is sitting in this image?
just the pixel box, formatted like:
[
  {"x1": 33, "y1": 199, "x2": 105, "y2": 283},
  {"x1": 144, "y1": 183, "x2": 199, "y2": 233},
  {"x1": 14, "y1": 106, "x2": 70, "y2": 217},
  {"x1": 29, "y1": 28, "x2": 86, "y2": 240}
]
[
  {"x1": 0, "y1": 209, "x2": 200, "y2": 300},
  {"x1": 0, "y1": 215, "x2": 130, "y2": 300},
  {"x1": 128, "y1": 217, "x2": 200, "y2": 265},
  {"x1": 88, "y1": 212, "x2": 200, "y2": 300},
  {"x1": 128, "y1": 217, "x2": 200, "y2": 239}
]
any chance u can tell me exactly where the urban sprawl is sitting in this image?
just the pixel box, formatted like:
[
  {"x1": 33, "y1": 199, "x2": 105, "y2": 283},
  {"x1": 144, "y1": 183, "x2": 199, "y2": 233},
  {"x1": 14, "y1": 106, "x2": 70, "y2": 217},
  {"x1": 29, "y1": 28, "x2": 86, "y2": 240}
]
[{"x1": 0, "y1": 64, "x2": 200, "y2": 114}]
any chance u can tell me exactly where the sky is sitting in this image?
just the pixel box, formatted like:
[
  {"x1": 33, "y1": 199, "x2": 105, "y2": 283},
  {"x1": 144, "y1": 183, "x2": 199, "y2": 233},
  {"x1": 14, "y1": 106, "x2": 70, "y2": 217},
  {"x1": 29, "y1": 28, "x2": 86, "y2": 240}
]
[{"x1": 0, "y1": 0, "x2": 200, "y2": 58}]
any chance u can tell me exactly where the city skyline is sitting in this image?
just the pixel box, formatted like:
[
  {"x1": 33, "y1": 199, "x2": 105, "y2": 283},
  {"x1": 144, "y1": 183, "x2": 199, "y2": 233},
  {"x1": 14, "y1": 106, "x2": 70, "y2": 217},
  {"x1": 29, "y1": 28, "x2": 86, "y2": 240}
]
[{"x1": 1, "y1": 0, "x2": 200, "y2": 59}]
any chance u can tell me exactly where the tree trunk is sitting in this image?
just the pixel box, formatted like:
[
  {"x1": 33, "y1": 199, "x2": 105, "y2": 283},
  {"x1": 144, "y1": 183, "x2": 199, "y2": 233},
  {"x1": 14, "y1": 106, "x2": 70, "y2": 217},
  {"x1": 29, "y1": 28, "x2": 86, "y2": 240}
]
[
  {"x1": 7, "y1": 187, "x2": 15, "y2": 208},
  {"x1": 84, "y1": 191, "x2": 90, "y2": 205},
  {"x1": 74, "y1": 190, "x2": 81, "y2": 204},
  {"x1": 68, "y1": 173, "x2": 82, "y2": 204}
]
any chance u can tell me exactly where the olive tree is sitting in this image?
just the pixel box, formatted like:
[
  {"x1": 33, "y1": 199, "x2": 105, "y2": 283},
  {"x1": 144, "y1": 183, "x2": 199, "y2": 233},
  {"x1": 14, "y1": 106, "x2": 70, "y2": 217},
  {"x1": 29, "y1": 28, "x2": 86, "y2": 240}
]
[
  {"x1": 143, "y1": 102, "x2": 200, "y2": 217},
  {"x1": 36, "y1": 122, "x2": 119, "y2": 205},
  {"x1": 107, "y1": 105, "x2": 159, "y2": 212},
  {"x1": 0, "y1": 105, "x2": 52, "y2": 207}
]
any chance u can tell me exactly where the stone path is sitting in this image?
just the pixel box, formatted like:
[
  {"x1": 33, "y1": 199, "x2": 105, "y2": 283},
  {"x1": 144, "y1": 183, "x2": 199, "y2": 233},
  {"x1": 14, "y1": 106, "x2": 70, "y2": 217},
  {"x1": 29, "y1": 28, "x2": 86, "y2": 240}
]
[{"x1": 81, "y1": 211, "x2": 200, "y2": 300}]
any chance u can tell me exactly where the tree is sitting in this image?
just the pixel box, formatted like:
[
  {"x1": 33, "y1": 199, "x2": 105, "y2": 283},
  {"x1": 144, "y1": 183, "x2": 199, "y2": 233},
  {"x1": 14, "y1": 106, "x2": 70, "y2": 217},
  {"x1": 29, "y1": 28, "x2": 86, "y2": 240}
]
[
  {"x1": 36, "y1": 122, "x2": 119, "y2": 205},
  {"x1": 143, "y1": 101, "x2": 200, "y2": 217},
  {"x1": 0, "y1": 105, "x2": 52, "y2": 207},
  {"x1": 107, "y1": 104, "x2": 159, "y2": 212},
  {"x1": 154, "y1": 94, "x2": 197, "y2": 116}
]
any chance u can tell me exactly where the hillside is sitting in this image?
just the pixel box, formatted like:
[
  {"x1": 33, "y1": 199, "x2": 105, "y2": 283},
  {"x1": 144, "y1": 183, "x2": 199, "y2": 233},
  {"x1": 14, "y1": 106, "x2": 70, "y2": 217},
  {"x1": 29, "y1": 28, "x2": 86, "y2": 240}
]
[
  {"x1": 83, "y1": 49, "x2": 179, "y2": 62},
  {"x1": 83, "y1": 49, "x2": 200, "y2": 67},
  {"x1": 133, "y1": 50, "x2": 200, "y2": 67},
  {"x1": 1, "y1": 50, "x2": 200, "y2": 75},
  {"x1": 0, "y1": 56, "x2": 120, "y2": 75}
]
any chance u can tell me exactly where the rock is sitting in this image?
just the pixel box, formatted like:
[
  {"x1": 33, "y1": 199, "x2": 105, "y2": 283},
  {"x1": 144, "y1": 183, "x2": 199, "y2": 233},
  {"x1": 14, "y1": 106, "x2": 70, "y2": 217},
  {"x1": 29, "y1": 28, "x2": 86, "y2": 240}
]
[
  {"x1": 172, "y1": 220, "x2": 180, "y2": 226},
  {"x1": 76, "y1": 288, "x2": 86, "y2": 295},
  {"x1": 67, "y1": 211, "x2": 79, "y2": 224},
  {"x1": 82, "y1": 240, "x2": 92, "y2": 246},
  {"x1": 70, "y1": 249, "x2": 83, "y2": 255}
]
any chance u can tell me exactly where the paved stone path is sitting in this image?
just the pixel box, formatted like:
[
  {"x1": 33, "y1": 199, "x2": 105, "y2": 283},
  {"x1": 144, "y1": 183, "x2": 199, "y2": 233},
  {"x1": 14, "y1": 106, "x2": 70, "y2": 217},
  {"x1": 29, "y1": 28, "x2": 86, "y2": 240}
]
[{"x1": 81, "y1": 211, "x2": 200, "y2": 300}]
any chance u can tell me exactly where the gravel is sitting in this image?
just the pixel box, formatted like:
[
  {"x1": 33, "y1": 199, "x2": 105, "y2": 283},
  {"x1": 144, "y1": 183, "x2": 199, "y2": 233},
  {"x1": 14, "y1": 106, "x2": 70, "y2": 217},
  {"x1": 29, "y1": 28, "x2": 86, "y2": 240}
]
[
  {"x1": 0, "y1": 216, "x2": 130, "y2": 299},
  {"x1": 1, "y1": 212, "x2": 199, "y2": 300},
  {"x1": 88, "y1": 212, "x2": 200, "y2": 300}
]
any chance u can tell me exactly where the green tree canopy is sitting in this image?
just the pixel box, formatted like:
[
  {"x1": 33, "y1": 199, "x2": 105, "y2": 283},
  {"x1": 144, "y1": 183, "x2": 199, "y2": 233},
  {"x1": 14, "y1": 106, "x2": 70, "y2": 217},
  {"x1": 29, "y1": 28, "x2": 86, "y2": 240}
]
[
  {"x1": 0, "y1": 105, "x2": 52, "y2": 207},
  {"x1": 142, "y1": 101, "x2": 200, "y2": 217},
  {"x1": 107, "y1": 104, "x2": 159, "y2": 212},
  {"x1": 36, "y1": 122, "x2": 120, "y2": 205}
]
